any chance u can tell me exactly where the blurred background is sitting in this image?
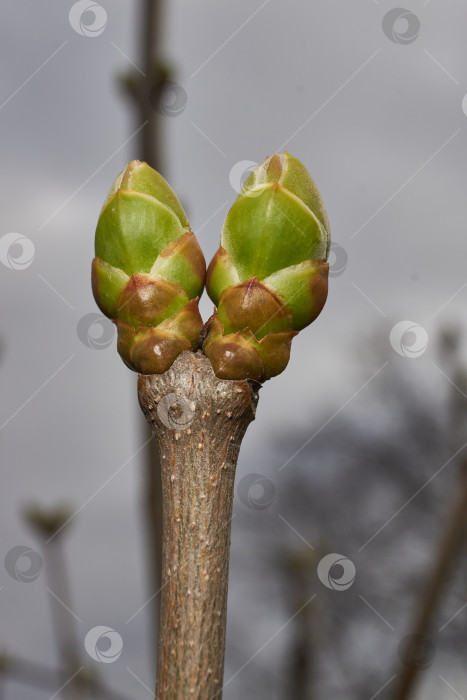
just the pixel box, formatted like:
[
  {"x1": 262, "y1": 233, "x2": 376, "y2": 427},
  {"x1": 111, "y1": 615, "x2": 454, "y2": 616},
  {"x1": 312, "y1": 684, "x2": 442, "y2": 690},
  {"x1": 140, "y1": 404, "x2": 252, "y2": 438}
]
[{"x1": 1, "y1": 1, "x2": 467, "y2": 698}]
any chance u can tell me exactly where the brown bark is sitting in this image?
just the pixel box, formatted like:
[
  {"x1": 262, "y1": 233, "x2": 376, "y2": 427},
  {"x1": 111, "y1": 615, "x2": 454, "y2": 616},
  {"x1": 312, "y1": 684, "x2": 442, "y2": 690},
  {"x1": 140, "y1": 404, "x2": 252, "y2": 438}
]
[
  {"x1": 143, "y1": 426, "x2": 163, "y2": 643},
  {"x1": 138, "y1": 350, "x2": 259, "y2": 699}
]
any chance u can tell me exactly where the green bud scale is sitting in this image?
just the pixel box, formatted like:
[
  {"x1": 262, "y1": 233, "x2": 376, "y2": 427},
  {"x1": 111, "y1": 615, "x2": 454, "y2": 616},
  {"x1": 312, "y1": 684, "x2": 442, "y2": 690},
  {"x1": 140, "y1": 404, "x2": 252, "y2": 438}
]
[
  {"x1": 92, "y1": 160, "x2": 206, "y2": 374},
  {"x1": 203, "y1": 152, "x2": 330, "y2": 382}
]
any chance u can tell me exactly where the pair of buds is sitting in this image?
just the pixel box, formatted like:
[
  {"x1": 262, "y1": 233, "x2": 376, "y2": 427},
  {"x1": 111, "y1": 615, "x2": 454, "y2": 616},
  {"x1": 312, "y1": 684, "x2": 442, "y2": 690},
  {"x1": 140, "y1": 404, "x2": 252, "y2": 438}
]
[{"x1": 92, "y1": 153, "x2": 330, "y2": 382}]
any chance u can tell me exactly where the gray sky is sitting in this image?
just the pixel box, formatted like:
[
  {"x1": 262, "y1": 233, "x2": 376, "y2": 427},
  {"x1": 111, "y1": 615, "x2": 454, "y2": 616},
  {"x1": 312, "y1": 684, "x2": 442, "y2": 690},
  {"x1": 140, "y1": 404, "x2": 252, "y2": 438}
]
[{"x1": 1, "y1": 1, "x2": 467, "y2": 698}]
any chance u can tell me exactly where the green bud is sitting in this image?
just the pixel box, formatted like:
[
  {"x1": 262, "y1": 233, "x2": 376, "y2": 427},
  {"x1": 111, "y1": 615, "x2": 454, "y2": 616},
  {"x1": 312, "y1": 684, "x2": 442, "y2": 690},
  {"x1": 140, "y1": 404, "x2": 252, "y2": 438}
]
[
  {"x1": 204, "y1": 152, "x2": 329, "y2": 382},
  {"x1": 92, "y1": 160, "x2": 206, "y2": 373},
  {"x1": 240, "y1": 152, "x2": 330, "y2": 257}
]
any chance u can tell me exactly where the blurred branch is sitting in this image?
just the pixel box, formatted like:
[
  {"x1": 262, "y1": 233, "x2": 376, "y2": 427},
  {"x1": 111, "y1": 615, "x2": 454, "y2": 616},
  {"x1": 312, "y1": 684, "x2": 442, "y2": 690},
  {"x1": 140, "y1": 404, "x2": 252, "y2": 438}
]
[
  {"x1": 0, "y1": 655, "x2": 59, "y2": 693},
  {"x1": 118, "y1": 0, "x2": 169, "y2": 656},
  {"x1": 392, "y1": 458, "x2": 467, "y2": 700},
  {"x1": 0, "y1": 653, "x2": 132, "y2": 700},
  {"x1": 282, "y1": 549, "x2": 316, "y2": 700},
  {"x1": 22, "y1": 505, "x2": 136, "y2": 700},
  {"x1": 138, "y1": 0, "x2": 165, "y2": 661},
  {"x1": 25, "y1": 504, "x2": 83, "y2": 700},
  {"x1": 117, "y1": 0, "x2": 168, "y2": 168},
  {"x1": 393, "y1": 333, "x2": 467, "y2": 700}
]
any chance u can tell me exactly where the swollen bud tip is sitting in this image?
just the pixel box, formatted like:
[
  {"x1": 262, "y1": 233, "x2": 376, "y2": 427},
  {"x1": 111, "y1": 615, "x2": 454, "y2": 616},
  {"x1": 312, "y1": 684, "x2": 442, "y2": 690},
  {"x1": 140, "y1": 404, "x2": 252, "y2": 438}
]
[
  {"x1": 92, "y1": 161, "x2": 206, "y2": 374},
  {"x1": 204, "y1": 152, "x2": 330, "y2": 381}
]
